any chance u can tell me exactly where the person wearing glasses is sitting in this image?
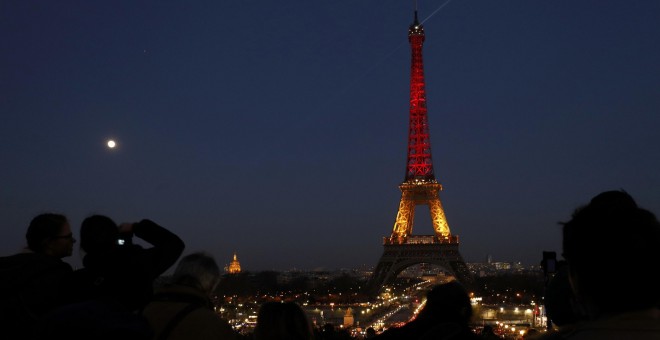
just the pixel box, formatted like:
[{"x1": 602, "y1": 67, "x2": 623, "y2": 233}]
[{"x1": 0, "y1": 212, "x2": 76, "y2": 339}]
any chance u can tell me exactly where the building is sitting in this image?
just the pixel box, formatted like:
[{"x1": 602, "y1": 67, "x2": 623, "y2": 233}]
[{"x1": 226, "y1": 252, "x2": 241, "y2": 274}]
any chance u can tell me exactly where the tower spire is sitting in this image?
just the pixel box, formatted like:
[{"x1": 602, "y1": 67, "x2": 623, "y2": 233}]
[
  {"x1": 406, "y1": 6, "x2": 434, "y2": 183},
  {"x1": 413, "y1": 0, "x2": 420, "y2": 26}
]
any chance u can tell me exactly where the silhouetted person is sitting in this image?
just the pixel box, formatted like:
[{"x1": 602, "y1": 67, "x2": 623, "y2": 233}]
[
  {"x1": 254, "y1": 301, "x2": 314, "y2": 340},
  {"x1": 365, "y1": 327, "x2": 377, "y2": 339},
  {"x1": 316, "y1": 323, "x2": 352, "y2": 340},
  {"x1": 0, "y1": 213, "x2": 75, "y2": 340},
  {"x1": 539, "y1": 189, "x2": 660, "y2": 339},
  {"x1": 373, "y1": 280, "x2": 481, "y2": 340},
  {"x1": 142, "y1": 251, "x2": 239, "y2": 340},
  {"x1": 316, "y1": 323, "x2": 336, "y2": 340},
  {"x1": 35, "y1": 214, "x2": 184, "y2": 339},
  {"x1": 480, "y1": 325, "x2": 500, "y2": 339},
  {"x1": 67, "y1": 214, "x2": 185, "y2": 310}
]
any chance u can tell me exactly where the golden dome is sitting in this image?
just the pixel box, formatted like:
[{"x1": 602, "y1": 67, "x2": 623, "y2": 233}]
[{"x1": 227, "y1": 252, "x2": 241, "y2": 274}]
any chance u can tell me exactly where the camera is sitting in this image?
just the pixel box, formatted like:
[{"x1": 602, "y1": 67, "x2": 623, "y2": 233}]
[{"x1": 117, "y1": 232, "x2": 133, "y2": 246}]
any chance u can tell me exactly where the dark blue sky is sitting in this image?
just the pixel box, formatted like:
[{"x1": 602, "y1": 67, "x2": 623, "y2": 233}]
[{"x1": 2, "y1": 1, "x2": 660, "y2": 272}]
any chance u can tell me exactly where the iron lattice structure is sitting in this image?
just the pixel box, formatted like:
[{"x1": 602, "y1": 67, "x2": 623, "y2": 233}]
[
  {"x1": 406, "y1": 13, "x2": 434, "y2": 182},
  {"x1": 366, "y1": 11, "x2": 473, "y2": 296}
]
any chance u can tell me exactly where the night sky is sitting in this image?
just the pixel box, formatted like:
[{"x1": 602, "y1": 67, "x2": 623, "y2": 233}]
[{"x1": 2, "y1": 1, "x2": 660, "y2": 272}]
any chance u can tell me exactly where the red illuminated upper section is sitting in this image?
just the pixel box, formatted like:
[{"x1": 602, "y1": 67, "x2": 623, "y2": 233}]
[{"x1": 405, "y1": 11, "x2": 436, "y2": 183}]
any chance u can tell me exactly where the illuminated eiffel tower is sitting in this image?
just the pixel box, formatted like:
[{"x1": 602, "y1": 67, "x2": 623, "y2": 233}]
[{"x1": 365, "y1": 9, "x2": 473, "y2": 296}]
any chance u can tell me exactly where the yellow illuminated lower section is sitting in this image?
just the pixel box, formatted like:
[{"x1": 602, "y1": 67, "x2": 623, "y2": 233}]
[{"x1": 389, "y1": 182, "x2": 451, "y2": 243}]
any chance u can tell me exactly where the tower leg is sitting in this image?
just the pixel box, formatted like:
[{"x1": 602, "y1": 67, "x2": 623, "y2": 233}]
[
  {"x1": 429, "y1": 197, "x2": 450, "y2": 237},
  {"x1": 391, "y1": 192, "x2": 416, "y2": 242}
]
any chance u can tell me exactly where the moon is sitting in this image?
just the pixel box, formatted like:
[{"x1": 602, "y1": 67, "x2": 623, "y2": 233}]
[{"x1": 107, "y1": 140, "x2": 117, "y2": 149}]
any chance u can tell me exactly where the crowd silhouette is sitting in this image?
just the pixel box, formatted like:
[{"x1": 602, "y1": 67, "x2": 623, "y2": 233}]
[
  {"x1": 34, "y1": 214, "x2": 185, "y2": 340},
  {"x1": 2, "y1": 189, "x2": 660, "y2": 339}
]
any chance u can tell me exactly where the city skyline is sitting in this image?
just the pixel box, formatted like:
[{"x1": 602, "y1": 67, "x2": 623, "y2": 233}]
[{"x1": 2, "y1": 1, "x2": 660, "y2": 271}]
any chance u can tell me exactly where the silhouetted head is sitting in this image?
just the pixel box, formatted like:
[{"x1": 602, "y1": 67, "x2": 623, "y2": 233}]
[
  {"x1": 171, "y1": 251, "x2": 221, "y2": 295},
  {"x1": 419, "y1": 280, "x2": 473, "y2": 325},
  {"x1": 561, "y1": 189, "x2": 660, "y2": 317},
  {"x1": 254, "y1": 302, "x2": 313, "y2": 340},
  {"x1": 322, "y1": 323, "x2": 334, "y2": 333},
  {"x1": 365, "y1": 327, "x2": 376, "y2": 338},
  {"x1": 80, "y1": 214, "x2": 119, "y2": 255},
  {"x1": 26, "y1": 212, "x2": 75, "y2": 258}
]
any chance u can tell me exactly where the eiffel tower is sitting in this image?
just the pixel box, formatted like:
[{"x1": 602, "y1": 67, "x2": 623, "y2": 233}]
[{"x1": 365, "y1": 9, "x2": 473, "y2": 296}]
